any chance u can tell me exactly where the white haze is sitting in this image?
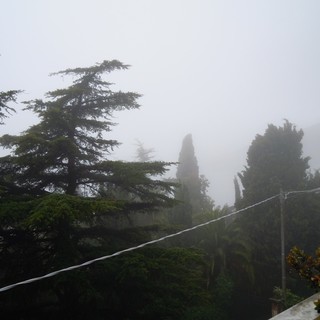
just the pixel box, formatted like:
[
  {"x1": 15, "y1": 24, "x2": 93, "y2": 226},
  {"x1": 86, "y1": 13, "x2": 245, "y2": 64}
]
[{"x1": 1, "y1": 0, "x2": 320, "y2": 206}]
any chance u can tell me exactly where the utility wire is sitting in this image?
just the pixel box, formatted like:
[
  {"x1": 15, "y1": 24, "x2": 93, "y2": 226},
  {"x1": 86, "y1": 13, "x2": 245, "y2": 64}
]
[
  {"x1": 0, "y1": 194, "x2": 279, "y2": 293},
  {"x1": 285, "y1": 186, "x2": 320, "y2": 198},
  {"x1": 2, "y1": 186, "x2": 319, "y2": 293}
]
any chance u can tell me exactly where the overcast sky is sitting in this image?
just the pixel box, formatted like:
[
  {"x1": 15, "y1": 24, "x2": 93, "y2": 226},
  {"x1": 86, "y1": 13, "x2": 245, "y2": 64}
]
[{"x1": 1, "y1": 0, "x2": 320, "y2": 206}]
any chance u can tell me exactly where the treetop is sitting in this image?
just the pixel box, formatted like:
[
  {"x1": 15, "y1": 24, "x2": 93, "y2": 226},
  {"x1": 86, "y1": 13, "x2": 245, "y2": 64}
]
[{"x1": 50, "y1": 60, "x2": 130, "y2": 78}]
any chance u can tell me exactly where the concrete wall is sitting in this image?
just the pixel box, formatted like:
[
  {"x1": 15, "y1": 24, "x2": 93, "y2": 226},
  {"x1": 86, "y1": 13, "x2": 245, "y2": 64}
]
[{"x1": 270, "y1": 293, "x2": 320, "y2": 320}]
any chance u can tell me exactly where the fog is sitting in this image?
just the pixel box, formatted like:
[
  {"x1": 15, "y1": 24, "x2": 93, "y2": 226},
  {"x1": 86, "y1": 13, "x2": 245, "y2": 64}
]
[{"x1": 1, "y1": 0, "x2": 320, "y2": 206}]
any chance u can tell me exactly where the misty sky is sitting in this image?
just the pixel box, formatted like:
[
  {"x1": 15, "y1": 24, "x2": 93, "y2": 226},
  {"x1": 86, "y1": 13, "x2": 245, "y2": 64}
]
[{"x1": 1, "y1": 0, "x2": 320, "y2": 206}]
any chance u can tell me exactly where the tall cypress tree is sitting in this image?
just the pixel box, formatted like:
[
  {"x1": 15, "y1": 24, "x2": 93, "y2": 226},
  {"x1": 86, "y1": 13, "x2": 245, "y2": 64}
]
[
  {"x1": 172, "y1": 134, "x2": 213, "y2": 226},
  {"x1": 233, "y1": 176, "x2": 242, "y2": 206},
  {"x1": 176, "y1": 134, "x2": 199, "y2": 183}
]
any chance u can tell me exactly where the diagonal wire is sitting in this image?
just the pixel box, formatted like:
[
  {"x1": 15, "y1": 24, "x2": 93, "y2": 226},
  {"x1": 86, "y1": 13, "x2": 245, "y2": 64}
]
[{"x1": 0, "y1": 194, "x2": 279, "y2": 293}]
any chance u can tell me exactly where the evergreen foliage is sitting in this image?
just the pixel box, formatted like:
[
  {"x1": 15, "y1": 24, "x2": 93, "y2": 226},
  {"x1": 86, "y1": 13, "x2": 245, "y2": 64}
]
[
  {"x1": 4, "y1": 61, "x2": 319, "y2": 319},
  {"x1": 233, "y1": 176, "x2": 241, "y2": 205},
  {"x1": 0, "y1": 90, "x2": 21, "y2": 124},
  {"x1": 135, "y1": 140, "x2": 154, "y2": 162},
  {"x1": 194, "y1": 207, "x2": 254, "y2": 289},
  {"x1": 171, "y1": 134, "x2": 213, "y2": 226},
  {"x1": 236, "y1": 120, "x2": 313, "y2": 307},
  {"x1": 0, "y1": 61, "x2": 186, "y2": 318},
  {"x1": 176, "y1": 134, "x2": 199, "y2": 183},
  {"x1": 239, "y1": 120, "x2": 309, "y2": 204}
]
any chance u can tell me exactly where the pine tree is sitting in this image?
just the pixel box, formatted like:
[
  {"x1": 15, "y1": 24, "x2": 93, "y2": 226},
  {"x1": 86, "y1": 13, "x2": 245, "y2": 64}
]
[
  {"x1": 0, "y1": 90, "x2": 20, "y2": 124},
  {"x1": 135, "y1": 140, "x2": 154, "y2": 162},
  {"x1": 0, "y1": 61, "x2": 174, "y2": 203},
  {"x1": 0, "y1": 61, "x2": 177, "y2": 317}
]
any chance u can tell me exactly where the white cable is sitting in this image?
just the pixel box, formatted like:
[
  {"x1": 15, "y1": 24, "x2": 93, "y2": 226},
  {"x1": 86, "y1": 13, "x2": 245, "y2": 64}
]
[
  {"x1": 286, "y1": 186, "x2": 320, "y2": 198},
  {"x1": 0, "y1": 194, "x2": 280, "y2": 293}
]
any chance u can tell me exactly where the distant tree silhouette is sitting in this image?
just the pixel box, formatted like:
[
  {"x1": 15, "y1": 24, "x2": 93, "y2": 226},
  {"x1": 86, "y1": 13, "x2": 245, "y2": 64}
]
[
  {"x1": 233, "y1": 176, "x2": 242, "y2": 206},
  {"x1": 170, "y1": 134, "x2": 213, "y2": 226},
  {"x1": 135, "y1": 140, "x2": 154, "y2": 162}
]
